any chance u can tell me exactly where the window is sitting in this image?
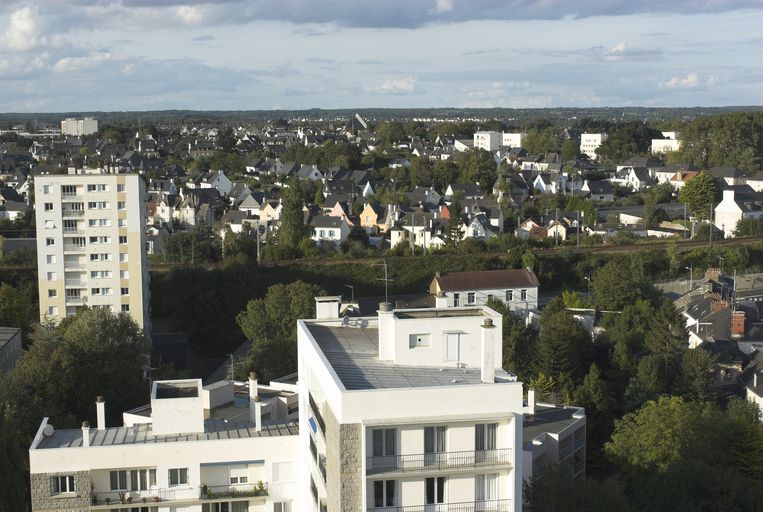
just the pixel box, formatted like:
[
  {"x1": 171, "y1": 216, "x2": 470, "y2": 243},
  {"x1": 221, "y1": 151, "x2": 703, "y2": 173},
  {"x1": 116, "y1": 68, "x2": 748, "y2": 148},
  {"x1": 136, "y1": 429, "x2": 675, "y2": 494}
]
[
  {"x1": 120, "y1": 270, "x2": 129, "y2": 279},
  {"x1": 505, "y1": 290, "x2": 513, "y2": 302},
  {"x1": 374, "y1": 480, "x2": 396, "y2": 507},
  {"x1": 120, "y1": 253, "x2": 128, "y2": 262},
  {"x1": 61, "y1": 185, "x2": 77, "y2": 196},
  {"x1": 424, "y1": 426, "x2": 447, "y2": 465},
  {"x1": 44, "y1": 202, "x2": 53, "y2": 211},
  {"x1": 87, "y1": 184, "x2": 108, "y2": 192},
  {"x1": 121, "y1": 286, "x2": 129, "y2": 296},
  {"x1": 467, "y1": 292, "x2": 476, "y2": 304},
  {"x1": 118, "y1": 201, "x2": 126, "y2": 210},
  {"x1": 117, "y1": 184, "x2": 125, "y2": 192},
  {"x1": 47, "y1": 272, "x2": 57, "y2": 280},
  {"x1": 118, "y1": 219, "x2": 127, "y2": 227},
  {"x1": 445, "y1": 333, "x2": 460, "y2": 361},
  {"x1": 319, "y1": 229, "x2": 325, "y2": 237},
  {"x1": 46, "y1": 255, "x2": 56, "y2": 264},
  {"x1": 274, "y1": 503, "x2": 291, "y2": 512},
  {"x1": 168, "y1": 468, "x2": 188, "y2": 486},
  {"x1": 46, "y1": 238, "x2": 55, "y2": 246},
  {"x1": 47, "y1": 306, "x2": 58, "y2": 316},
  {"x1": 425, "y1": 476, "x2": 446, "y2": 505},
  {"x1": 110, "y1": 470, "x2": 128, "y2": 490},
  {"x1": 372, "y1": 428, "x2": 396, "y2": 457},
  {"x1": 90, "y1": 254, "x2": 99, "y2": 261},
  {"x1": 520, "y1": 289, "x2": 527, "y2": 301},
  {"x1": 202, "y1": 503, "x2": 248, "y2": 512},
  {"x1": 91, "y1": 288, "x2": 101, "y2": 295},
  {"x1": 328, "y1": 230, "x2": 335, "y2": 237},
  {"x1": 229, "y1": 476, "x2": 248, "y2": 484},
  {"x1": 475, "y1": 473, "x2": 498, "y2": 501},
  {"x1": 48, "y1": 289, "x2": 57, "y2": 298},
  {"x1": 119, "y1": 236, "x2": 128, "y2": 244},
  {"x1": 121, "y1": 304, "x2": 130, "y2": 312},
  {"x1": 130, "y1": 469, "x2": 156, "y2": 491},
  {"x1": 409, "y1": 333, "x2": 431, "y2": 348},
  {"x1": 475, "y1": 423, "x2": 497, "y2": 451},
  {"x1": 51, "y1": 475, "x2": 75, "y2": 494},
  {"x1": 453, "y1": 293, "x2": 460, "y2": 307},
  {"x1": 43, "y1": 185, "x2": 51, "y2": 194}
]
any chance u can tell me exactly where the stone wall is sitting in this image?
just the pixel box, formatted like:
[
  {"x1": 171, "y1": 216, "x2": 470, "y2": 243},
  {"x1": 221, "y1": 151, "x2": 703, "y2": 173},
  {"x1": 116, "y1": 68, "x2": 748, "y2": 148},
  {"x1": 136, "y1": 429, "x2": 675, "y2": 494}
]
[
  {"x1": 324, "y1": 405, "x2": 362, "y2": 512},
  {"x1": 31, "y1": 470, "x2": 92, "y2": 511}
]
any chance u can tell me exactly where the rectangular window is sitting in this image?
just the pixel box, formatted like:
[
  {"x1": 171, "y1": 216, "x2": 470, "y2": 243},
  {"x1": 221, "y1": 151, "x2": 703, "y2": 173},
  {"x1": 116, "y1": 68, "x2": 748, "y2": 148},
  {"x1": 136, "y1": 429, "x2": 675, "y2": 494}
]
[
  {"x1": 453, "y1": 293, "x2": 460, "y2": 307},
  {"x1": 120, "y1": 253, "x2": 128, "y2": 262},
  {"x1": 425, "y1": 476, "x2": 446, "y2": 504},
  {"x1": 467, "y1": 292, "x2": 476, "y2": 304},
  {"x1": 130, "y1": 469, "x2": 156, "y2": 491},
  {"x1": 521, "y1": 289, "x2": 527, "y2": 300},
  {"x1": 475, "y1": 473, "x2": 498, "y2": 501},
  {"x1": 372, "y1": 428, "x2": 396, "y2": 457},
  {"x1": 120, "y1": 270, "x2": 129, "y2": 279},
  {"x1": 61, "y1": 185, "x2": 77, "y2": 196},
  {"x1": 47, "y1": 272, "x2": 57, "y2": 280},
  {"x1": 119, "y1": 236, "x2": 127, "y2": 244},
  {"x1": 409, "y1": 333, "x2": 431, "y2": 348},
  {"x1": 46, "y1": 238, "x2": 55, "y2": 246},
  {"x1": 475, "y1": 423, "x2": 497, "y2": 451},
  {"x1": 118, "y1": 201, "x2": 126, "y2": 210},
  {"x1": 44, "y1": 202, "x2": 53, "y2": 211},
  {"x1": 91, "y1": 288, "x2": 101, "y2": 295},
  {"x1": 48, "y1": 289, "x2": 57, "y2": 298},
  {"x1": 121, "y1": 304, "x2": 130, "y2": 312},
  {"x1": 51, "y1": 475, "x2": 75, "y2": 495},
  {"x1": 505, "y1": 290, "x2": 513, "y2": 302},
  {"x1": 118, "y1": 219, "x2": 127, "y2": 227},
  {"x1": 90, "y1": 254, "x2": 98, "y2": 261},
  {"x1": 46, "y1": 255, "x2": 56, "y2": 264},
  {"x1": 47, "y1": 306, "x2": 58, "y2": 316},
  {"x1": 110, "y1": 470, "x2": 128, "y2": 491},
  {"x1": 373, "y1": 480, "x2": 396, "y2": 507},
  {"x1": 117, "y1": 184, "x2": 125, "y2": 192},
  {"x1": 168, "y1": 468, "x2": 188, "y2": 486},
  {"x1": 445, "y1": 333, "x2": 460, "y2": 361},
  {"x1": 43, "y1": 185, "x2": 51, "y2": 194},
  {"x1": 274, "y1": 503, "x2": 291, "y2": 512},
  {"x1": 424, "y1": 426, "x2": 447, "y2": 457},
  {"x1": 121, "y1": 288, "x2": 129, "y2": 295}
]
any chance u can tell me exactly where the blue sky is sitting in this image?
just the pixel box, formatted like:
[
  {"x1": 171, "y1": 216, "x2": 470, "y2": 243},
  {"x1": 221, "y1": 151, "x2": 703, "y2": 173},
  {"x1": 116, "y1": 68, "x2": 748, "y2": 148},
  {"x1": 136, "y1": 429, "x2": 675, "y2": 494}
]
[{"x1": 1, "y1": 1, "x2": 761, "y2": 112}]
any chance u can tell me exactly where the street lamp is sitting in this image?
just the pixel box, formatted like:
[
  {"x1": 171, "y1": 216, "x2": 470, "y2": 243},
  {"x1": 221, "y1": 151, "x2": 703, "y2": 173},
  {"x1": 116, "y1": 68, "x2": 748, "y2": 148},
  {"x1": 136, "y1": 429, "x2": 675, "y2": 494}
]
[
  {"x1": 344, "y1": 284, "x2": 355, "y2": 303},
  {"x1": 583, "y1": 272, "x2": 592, "y2": 300},
  {"x1": 685, "y1": 264, "x2": 693, "y2": 292},
  {"x1": 718, "y1": 256, "x2": 724, "y2": 274}
]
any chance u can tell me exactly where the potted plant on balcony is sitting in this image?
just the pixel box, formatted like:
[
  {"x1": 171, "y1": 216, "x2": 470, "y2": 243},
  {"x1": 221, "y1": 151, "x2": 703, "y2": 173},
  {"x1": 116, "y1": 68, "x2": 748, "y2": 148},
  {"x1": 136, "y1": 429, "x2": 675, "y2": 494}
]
[
  {"x1": 255, "y1": 481, "x2": 266, "y2": 496},
  {"x1": 104, "y1": 498, "x2": 111, "y2": 505},
  {"x1": 201, "y1": 484, "x2": 208, "y2": 497}
]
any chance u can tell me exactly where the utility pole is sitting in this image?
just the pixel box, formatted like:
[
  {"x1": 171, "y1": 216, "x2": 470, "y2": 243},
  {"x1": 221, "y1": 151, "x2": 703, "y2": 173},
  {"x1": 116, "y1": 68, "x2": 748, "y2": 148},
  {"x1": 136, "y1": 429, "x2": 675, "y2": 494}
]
[
  {"x1": 374, "y1": 259, "x2": 393, "y2": 304},
  {"x1": 685, "y1": 264, "x2": 693, "y2": 292},
  {"x1": 708, "y1": 202, "x2": 713, "y2": 250},
  {"x1": 683, "y1": 202, "x2": 688, "y2": 238},
  {"x1": 576, "y1": 210, "x2": 580, "y2": 252},
  {"x1": 555, "y1": 208, "x2": 559, "y2": 246}
]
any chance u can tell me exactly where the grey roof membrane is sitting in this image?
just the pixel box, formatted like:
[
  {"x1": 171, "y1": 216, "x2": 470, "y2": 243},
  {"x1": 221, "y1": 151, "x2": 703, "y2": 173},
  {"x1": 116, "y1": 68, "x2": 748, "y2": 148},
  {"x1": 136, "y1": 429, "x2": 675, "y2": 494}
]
[
  {"x1": 522, "y1": 405, "x2": 582, "y2": 444},
  {"x1": 37, "y1": 420, "x2": 298, "y2": 449},
  {"x1": 307, "y1": 323, "x2": 510, "y2": 391}
]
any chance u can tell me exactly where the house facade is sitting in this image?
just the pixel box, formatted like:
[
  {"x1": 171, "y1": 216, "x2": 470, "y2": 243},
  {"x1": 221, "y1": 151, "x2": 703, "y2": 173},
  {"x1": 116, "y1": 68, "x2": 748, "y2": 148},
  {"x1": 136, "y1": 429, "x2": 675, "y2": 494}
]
[{"x1": 429, "y1": 269, "x2": 540, "y2": 312}]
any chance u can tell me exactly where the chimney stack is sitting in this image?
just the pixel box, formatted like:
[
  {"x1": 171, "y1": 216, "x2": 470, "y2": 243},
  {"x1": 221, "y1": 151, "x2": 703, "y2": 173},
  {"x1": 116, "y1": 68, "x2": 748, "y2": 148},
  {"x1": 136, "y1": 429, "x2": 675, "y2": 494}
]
[
  {"x1": 435, "y1": 291, "x2": 448, "y2": 309},
  {"x1": 732, "y1": 311, "x2": 746, "y2": 337},
  {"x1": 480, "y1": 318, "x2": 496, "y2": 383},
  {"x1": 96, "y1": 396, "x2": 106, "y2": 431},
  {"x1": 248, "y1": 372, "x2": 258, "y2": 425},
  {"x1": 527, "y1": 388, "x2": 537, "y2": 415},
  {"x1": 254, "y1": 396, "x2": 262, "y2": 432},
  {"x1": 81, "y1": 421, "x2": 91, "y2": 448}
]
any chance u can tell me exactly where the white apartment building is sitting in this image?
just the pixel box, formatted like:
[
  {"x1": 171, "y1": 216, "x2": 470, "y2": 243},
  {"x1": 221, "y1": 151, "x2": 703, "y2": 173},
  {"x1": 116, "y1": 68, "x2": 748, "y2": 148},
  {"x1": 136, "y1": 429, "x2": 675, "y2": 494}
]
[
  {"x1": 298, "y1": 301, "x2": 525, "y2": 512},
  {"x1": 29, "y1": 377, "x2": 300, "y2": 512},
  {"x1": 473, "y1": 131, "x2": 502, "y2": 152},
  {"x1": 501, "y1": 133, "x2": 523, "y2": 148},
  {"x1": 651, "y1": 131, "x2": 681, "y2": 154},
  {"x1": 579, "y1": 133, "x2": 607, "y2": 161},
  {"x1": 35, "y1": 172, "x2": 150, "y2": 333},
  {"x1": 61, "y1": 117, "x2": 99, "y2": 136}
]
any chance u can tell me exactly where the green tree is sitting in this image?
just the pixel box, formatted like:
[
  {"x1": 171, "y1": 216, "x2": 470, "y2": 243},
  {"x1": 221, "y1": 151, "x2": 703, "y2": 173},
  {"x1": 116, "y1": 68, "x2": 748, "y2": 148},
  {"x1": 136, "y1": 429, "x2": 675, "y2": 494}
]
[
  {"x1": 678, "y1": 347, "x2": 716, "y2": 402},
  {"x1": 236, "y1": 281, "x2": 325, "y2": 381},
  {"x1": 592, "y1": 260, "x2": 644, "y2": 310},
  {"x1": 273, "y1": 184, "x2": 311, "y2": 257},
  {"x1": 535, "y1": 302, "x2": 590, "y2": 383},
  {"x1": 678, "y1": 171, "x2": 718, "y2": 221},
  {"x1": 0, "y1": 282, "x2": 35, "y2": 334},
  {"x1": 734, "y1": 217, "x2": 763, "y2": 236},
  {"x1": 561, "y1": 139, "x2": 581, "y2": 161},
  {"x1": 524, "y1": 467, "x2": 629, "y2": 512},
  {"x1": 216, "y1": 127, "x2": 237, "y2": 152},
  {"x1": 595, "y1": 122, "x2": 663, "y2": 163},
  {"x1": 488, "y1": 299, "x2": 538, "y2": 382}
]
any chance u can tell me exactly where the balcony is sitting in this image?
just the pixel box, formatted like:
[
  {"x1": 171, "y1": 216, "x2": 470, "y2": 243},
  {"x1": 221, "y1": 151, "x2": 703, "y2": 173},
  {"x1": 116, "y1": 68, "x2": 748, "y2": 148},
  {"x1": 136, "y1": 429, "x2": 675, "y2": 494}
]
[
  {"x1": 90, "y1": 489, "x2": 175, "y2": 508},
  {"x1": 63, "y1": 229, "x2": 85, "y2": 235},
  {"x1": 366, "y1": 449, "x2": 512, "y2": 476},
  {"x1": 64, "y1": 280, "x2": 85, "y2": 287},
  {"x1": 199, "y1": 483, "x2": 268, "y2": 500},
  {"x1": 63, "y1": 245, "x2": 86, "y2": 253},
  {"x1": 318, "y1": 455, "x2": 327, "y2": 482},
  {"x1": 65, "y1": 297, "x2": 86, "y2": 305},
  {"x1": 62, "y1": 210, "x2": 85, "y2": 217},
  {"x1": 367, "y1": 499, "x2": 512, "y2": 512}
]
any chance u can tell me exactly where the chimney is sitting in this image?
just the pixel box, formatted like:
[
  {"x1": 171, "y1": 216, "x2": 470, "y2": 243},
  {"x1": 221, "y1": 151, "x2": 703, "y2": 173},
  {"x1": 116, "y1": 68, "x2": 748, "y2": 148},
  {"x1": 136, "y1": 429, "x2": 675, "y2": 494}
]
[
  {"x1": 732, "y1": 311, "x2": 746, "y2": 337},
  {"x1": 81, "y1": 421, "x2": 91, "y2": 448},
  {"x1": 705, "y1": 267, "x2": 721, "y2": 282},
  {"x1": 248, "y1": 372, "x2": 258, "y2": 425},
  {"x1": 378, "y1": 302, "x2": 394, "y2": 361},
  {"x1": 96, "y1": 396, "x2": 106, "y2": 431},
  {"x1": 254, "y1": 396, "x2": 262, "y2": 432},
  {"x1": 435, "y1": 291, "x2": 448, "y2": 308},
  {"x1": 527, "y1": 388, "x2": 536, "y2": 415},
  {"x1": 480, "y1": 318, "x2": 496, "y2": 383},
  {"x1": 315, "y1": 296, "x2": 341, "y2": 319},
  {"x1": 711, "y1": 300, "x2": 728, "y2": 313},
  {"x1": 754, "y1": 372, "x2": 758, "y2": 389}
]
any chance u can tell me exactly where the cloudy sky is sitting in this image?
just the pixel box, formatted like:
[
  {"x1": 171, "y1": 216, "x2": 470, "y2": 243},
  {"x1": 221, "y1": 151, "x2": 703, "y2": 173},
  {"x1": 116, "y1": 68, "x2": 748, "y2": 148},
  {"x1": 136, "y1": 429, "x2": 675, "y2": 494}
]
[{"x1": 1, "y1": 0, "x2": 761, "y2": 112}]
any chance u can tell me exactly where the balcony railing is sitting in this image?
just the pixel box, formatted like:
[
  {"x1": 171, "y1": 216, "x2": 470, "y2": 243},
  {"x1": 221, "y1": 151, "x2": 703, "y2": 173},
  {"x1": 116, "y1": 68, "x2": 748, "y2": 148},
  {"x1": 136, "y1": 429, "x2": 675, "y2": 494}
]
[
  {"x1": 199, "y1": 483, "x2": 268, "y2": 500},
  {"x1": 64, "y1": 280, "x2": 85, "y2": 287},
  {"x1": 63, "y1": 245, "x2": 86, "y2": 253},
  {"x1": 367, "y1": 499, "x2": 512, "y2": 512},
  {"x1": 65, "y1": 297, "x2": 85, "y2": 305},
  {"x1": 318, "y1": 455, "x2": 327, "y2": 482},
  {"x1": 62, "y1": 210, "x2": 85, "y2": 217},
  {"x1": 367, "y1": 449, "x2": 511, "y2": 475},
  {"x1": 63, "y1": 229, "x2": 85, "y2": 235},
  {"x1": 90, "y1": 489, "x2": 175, "y2": 507}
]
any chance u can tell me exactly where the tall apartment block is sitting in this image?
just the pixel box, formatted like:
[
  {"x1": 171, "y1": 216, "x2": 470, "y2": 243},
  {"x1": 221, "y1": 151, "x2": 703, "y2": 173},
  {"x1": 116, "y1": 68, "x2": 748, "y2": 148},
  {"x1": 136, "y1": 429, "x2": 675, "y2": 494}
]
[
  {"x1": 35, "y1": 172, "x2": 150, "y2": 334},
  {"x1": 60, "y1": 117, "x2": 99, "y2": 136},
  {"x1": 299, "y1": 301, "x2": 525, "y2": 512}
]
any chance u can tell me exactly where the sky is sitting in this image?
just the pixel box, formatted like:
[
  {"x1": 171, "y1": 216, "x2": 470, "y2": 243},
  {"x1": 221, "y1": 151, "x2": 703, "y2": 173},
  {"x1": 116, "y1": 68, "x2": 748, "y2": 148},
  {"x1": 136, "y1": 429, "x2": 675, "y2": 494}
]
[{"x1": 0, "y1": 0, "x2": 761, "y2": 112}]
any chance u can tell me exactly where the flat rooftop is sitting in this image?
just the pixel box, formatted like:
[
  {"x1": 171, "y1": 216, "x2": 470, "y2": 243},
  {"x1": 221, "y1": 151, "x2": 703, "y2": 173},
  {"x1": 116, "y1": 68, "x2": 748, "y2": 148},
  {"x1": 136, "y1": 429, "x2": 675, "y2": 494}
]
[
  {"x1": 36, "y1": 419, "x2": 299, "y2": 449},
  {"x1": 0, "y1": 327, "x2": 21, "y2": 349},
  {"x1": 523, "y1": 405, "x2": 584, "y2": 444},
  {"x1": 394, "y1": 309, "x2": 485, "y2": 319},
  {"x1": 306, "y1": 323, "x2": 512, "y2": 391}
]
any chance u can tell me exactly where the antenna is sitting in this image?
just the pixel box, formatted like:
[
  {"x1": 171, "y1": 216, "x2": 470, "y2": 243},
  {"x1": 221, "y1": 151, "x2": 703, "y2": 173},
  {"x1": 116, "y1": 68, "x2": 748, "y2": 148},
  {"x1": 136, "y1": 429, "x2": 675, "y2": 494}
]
[{"x1": 373, "y1": 259, "x2": 393, "y2": 304}]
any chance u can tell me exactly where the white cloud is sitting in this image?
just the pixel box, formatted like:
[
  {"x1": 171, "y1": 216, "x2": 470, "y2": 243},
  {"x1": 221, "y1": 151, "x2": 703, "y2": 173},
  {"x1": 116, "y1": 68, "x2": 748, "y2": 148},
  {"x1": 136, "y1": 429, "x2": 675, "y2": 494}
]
[
  {"x1": 176, "y1": 5, "x2": 203, "y2": 25},
  {"x1": 602, "y1": 41, "x2": 627, "y2": 61},
  {"x1": 3, "y1": 6, "x2": 43, "y2": 51},
  {"x1": 53, "y1": 51, "x2": 113, "y2": 73},
  {"x1": 660, "y1": 72, "x2": 700, "y2": 88},
  {"x1": 363, "y1": 77, "x2": 417, "y2": 94},
  {"x1": 435, "y1": 0, "x2": 454, "y2": 14}
]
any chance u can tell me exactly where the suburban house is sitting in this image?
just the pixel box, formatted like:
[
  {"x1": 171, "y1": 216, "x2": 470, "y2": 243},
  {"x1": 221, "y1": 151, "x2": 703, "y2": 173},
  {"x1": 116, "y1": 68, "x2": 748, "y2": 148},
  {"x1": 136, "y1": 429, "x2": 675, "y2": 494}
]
[
  {"x1": 515, "y1": 219, "x2": 547, "y2": 241},
  {"x1": 581, "y1": 180, "x2": 614, "y2": 202},
  {"x1": 359, "y1": 203, "x2": 386, "y2": 234},
  {"x1": 651, "y1": 131, "x2": 681, "y2": 154},
  {"x1": 714, "y1": 187, "x2": 763, "y2": 237},
  {"x1": 429, "y1": 268, "x2": 540, "y2": 312},
  {"x1": 311, "y1": 215, "x2": 351, "y2": 247},
  {"x1": 445, "y1": 183, "x2": 485, "y2": 201}
]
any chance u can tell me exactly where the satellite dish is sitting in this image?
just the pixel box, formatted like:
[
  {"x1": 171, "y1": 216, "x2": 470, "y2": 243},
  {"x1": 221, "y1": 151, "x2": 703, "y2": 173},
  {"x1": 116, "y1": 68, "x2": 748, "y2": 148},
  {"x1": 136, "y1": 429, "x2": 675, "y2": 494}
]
[{"x1": 43, "y1": 424, "x2": 55, "y2": 437}]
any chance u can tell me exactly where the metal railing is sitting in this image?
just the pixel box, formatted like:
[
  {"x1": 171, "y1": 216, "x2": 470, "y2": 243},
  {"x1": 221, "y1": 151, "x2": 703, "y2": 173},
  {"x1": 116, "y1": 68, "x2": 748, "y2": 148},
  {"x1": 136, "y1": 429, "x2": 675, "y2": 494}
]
[
  {"x1": 199, "y1": 483, "x2": 268, "y2": 500},
  {"x1": 367, "y1": 449, "x2": 511, "y2": 475},
  {"x1": 63, "y1": 245, "x2": 86, "y2": 252},
  {"x1": 63, "y1": 229, "x2": 85, "y2": 235},
  {"x1": 366, "y1": 499, "x2": 512, "y2": 512},
  {"x1": 90, "y1": 488, "x2": 175, "y2": 506},
  {"x1": 62, "y1": 210, "x2": 85, "y2": 217},
  {"x1": 318, "y1": 455, "x2": 327, "y2": 482},
  {"x1": 64, "y1": 280, "x2": 85, "y2": 287}
]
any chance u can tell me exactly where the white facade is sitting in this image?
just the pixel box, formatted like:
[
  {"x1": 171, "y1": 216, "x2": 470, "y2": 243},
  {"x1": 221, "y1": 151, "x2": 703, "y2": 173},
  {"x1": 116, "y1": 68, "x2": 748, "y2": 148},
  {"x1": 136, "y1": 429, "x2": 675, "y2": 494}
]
[
  {"x1": 298, "y1": 303, "x2": 525, "y2": 512},
  {"x1": 34, "y1": 173, "x2": 150, "y2": 332},
  {"x1": 473, "y1": 131, "x2": 502, "y2": 152},
  {"x1": 714, "y1": 189, "x2": 763, "y2": 237},
  {"x1": 579, "y1": 133, "x2": 607, "y2": 160},
  {"x1": 651, "y1": 132, "x2": 681, "y2": 154},
  {"x1": 61, "y1": 117, "x2": 99, "y2": 136},
  {"x1": 29, "y1": 378, "x2": 300, "y2": 512},
  {"x1": 501, "y1": 133, "x2": 523, "y2": 148}
]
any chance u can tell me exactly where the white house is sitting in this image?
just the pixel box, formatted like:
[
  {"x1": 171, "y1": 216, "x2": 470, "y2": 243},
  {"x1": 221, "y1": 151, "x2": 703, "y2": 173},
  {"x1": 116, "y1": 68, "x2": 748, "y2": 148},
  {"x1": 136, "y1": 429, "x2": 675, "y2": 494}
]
[
  {"x1": 581, "y1": 180, "x2": 614, "y2": 202},
  {"x1": 311, "y1": 215, "x2": 351, "y2": 247},
  {"x1": 579, "y1": 133, "x2": 607, "y2": 160},
  {"x1": 745, "y1": 172, "x2": 763, "y2": 192},
  {"x1": 429, "y1": 269, "x2": 540, "y2": 312},
  {"x1": 199, "y1": 170, "x2": 233, "y2": 196},
  {"x1": 714, "y1": 188, "x2": 763, "y2": 237},
  {"x1": 651, "y1": 132, "x2": 681, "y2": 154},
  {"x1": 29, "y1": 377, "x2": 300, "y2": 512},
  {"x1": 502, "y1": 133, "x2": 524, "y2": 148}
]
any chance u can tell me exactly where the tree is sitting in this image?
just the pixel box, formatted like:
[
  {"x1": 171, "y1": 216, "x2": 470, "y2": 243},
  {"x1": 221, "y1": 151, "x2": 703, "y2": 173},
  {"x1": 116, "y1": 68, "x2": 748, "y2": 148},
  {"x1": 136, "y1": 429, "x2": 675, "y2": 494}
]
[
  {"x1": 678, "y1": 347, "x2": 716, "y2": 402},
  {"x1": 561, "y1": 139, "x2": 581, "y2": 161},
  {"x1": 273, "y1": 184, "x2": 311, "y2": 257},
  {"x1": 236, "y1": 281, "x2": 325, "y2": 381},
  {"x1": 524, "y1": 466, "x2": 629, "y2": 512},
  {"x1": 595, "y1": 122, "x2": 663, "y2": 163},
  {"x1": 734, "y1": 216, "x2": 763, "y2": 237},
  {"x1": 489, "y1": 299, "x2": 538, "y2": 382},
  {"x1": 592, "y1": 260, "x2": 644, "y2": 310},
  {"x1": 678, "y1": 171, "x2": 718, "y2": 221},
  {"x1": 216, "y1": 127, "x2": 237, "y2": 152},
  {"x1": 535, "y1": 302, "x2": 591, "y2": 383},
  {"x1": 0, "y1": 282, "x2": 35, "y2": 335}
]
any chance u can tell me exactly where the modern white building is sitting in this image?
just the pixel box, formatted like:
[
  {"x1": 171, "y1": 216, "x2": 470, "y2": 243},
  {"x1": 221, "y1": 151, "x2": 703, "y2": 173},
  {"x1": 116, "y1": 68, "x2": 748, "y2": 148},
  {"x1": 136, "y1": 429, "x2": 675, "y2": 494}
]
[
  {"x1": 29, "y1": 377, "x2": 300, "y2": 512},
  {"x1": 298, "y1": 301, "x2": 525, "y2": 512},
  {"x1": 429, "y1": 269, "x2": 540, "y2": 312},
  {"x1": 34, "y1": 172, "x2": 150, "y2": 333},
  {"x1": 651, "y1": 132, "x2": 681, "y2": 154},
  {"x1": 579, "y1": 133, "x2": 607, "y2": 161},
  {"x1": 473, "y1": 131, "x2": 502, "y2": 152},
  {"x1": 501, "y1": 133, "x2": 524, "y2": 148},
  {"x1": 61, "y1": 117, "x2": 99, "y2": 136}
]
